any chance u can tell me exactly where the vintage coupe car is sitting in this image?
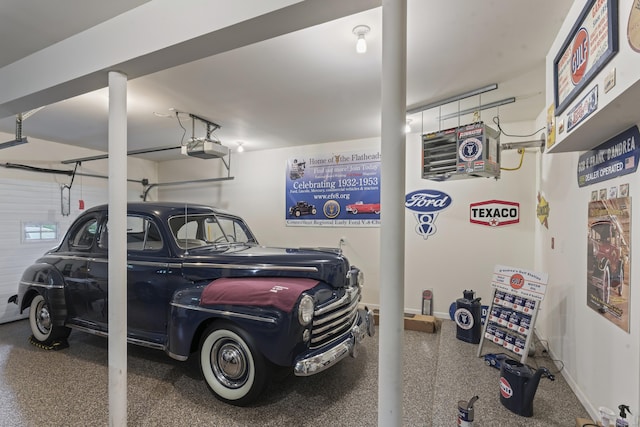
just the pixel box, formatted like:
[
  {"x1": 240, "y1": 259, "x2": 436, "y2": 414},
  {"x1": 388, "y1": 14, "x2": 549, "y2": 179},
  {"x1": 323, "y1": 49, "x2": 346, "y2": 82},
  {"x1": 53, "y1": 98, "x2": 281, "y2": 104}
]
[
  {"x1": 289, "y1": 201, "x2": 316, "y2": 217},
  {"x1": 8, "y1": 202, "x2": 373, "y2": 406},
  {"x1": 587, "y1": 216, "x2": 627, "y2": 304},
  {"x1": 346, "y1": 201, "x2": 380, "y2": 215}
]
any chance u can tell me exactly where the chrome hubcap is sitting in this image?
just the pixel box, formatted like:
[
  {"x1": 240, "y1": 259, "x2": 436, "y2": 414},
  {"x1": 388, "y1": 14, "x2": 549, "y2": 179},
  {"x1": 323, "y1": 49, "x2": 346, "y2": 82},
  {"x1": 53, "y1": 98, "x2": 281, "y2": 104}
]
[
  {"x1": 212, "y1": 340, "x2": 247, "y2": 389},
  {"x1": 37, "y1": 303, "x2": 52, "y2": 333}
]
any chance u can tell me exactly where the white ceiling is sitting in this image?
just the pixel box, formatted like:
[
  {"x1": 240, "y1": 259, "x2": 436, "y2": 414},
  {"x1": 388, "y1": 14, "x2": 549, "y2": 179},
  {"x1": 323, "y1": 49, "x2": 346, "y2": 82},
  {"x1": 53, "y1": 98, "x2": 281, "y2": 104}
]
[{"x1": 0, "y1": 0, "x2": 574, "y2": 162}]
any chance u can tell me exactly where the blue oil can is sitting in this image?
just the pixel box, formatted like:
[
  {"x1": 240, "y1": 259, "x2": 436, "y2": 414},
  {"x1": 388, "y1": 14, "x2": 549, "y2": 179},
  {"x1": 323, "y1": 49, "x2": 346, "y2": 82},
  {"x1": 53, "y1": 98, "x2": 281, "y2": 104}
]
[
  {"x1": 455, "y1": 290, "x2": 482, "y2": 343},
  {"x1": 499, "y1": 359, "x2": 555, "y2": 417}
]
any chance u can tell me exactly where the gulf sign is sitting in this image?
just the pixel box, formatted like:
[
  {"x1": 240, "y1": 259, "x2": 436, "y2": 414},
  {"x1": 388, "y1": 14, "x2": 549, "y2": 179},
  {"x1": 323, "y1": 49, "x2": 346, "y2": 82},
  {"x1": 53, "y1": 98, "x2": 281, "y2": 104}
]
[
  {"x1": 500, "y1": 377, "x2": 513, "y2": 399},
  {"x1": 469, "y1": 200, "x2": 520, "y2": 227},
  {"x1": 509, "y1": 273, "x2": 525, "y2": 290},
  {"x1": 571, "y1": 28, "x2": 589, "y2": 85}
]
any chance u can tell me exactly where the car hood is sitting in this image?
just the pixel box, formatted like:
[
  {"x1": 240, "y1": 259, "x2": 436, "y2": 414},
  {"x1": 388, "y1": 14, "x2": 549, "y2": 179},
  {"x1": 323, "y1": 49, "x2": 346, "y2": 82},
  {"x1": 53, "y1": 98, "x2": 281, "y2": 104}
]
[{"x1": 181, "y1": 244, "x2": 351, "y2": 289}]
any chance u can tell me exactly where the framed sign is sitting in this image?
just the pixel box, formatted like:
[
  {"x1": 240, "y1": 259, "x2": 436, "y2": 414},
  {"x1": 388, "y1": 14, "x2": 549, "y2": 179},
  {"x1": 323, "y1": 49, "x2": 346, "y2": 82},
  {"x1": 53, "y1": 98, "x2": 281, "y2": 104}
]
[{"x1": 553, "y1": 0, "x2": 619, "y2": 114}]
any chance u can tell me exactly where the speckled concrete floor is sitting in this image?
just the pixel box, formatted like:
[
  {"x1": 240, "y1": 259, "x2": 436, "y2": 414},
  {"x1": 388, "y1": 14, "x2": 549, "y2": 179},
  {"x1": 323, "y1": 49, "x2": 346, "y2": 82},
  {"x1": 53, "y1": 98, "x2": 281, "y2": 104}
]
[{"x1": 0, "y1": 318, "x2": 588, "y2": 426}]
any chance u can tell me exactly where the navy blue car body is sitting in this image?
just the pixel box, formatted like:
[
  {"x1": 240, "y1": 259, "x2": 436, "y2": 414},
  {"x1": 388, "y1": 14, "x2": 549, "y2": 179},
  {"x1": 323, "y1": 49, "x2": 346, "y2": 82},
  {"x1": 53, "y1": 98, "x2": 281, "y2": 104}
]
[{"x1": 10, "y1": 202, "x2": 373, "y2": 405}]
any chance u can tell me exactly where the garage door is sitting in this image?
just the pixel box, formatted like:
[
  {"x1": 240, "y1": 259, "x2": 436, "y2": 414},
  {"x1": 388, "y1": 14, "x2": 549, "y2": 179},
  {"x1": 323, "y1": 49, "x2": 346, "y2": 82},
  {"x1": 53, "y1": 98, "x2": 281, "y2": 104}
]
[{"x1": 0, "y1": 178, "x2": 107, "y2": 324}]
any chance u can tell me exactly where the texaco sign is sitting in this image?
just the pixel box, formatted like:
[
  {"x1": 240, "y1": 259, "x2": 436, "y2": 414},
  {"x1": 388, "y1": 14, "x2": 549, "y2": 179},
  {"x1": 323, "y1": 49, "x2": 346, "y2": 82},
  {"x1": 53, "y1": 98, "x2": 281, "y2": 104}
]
[{"x1": 470, "y1": 200, "x2": 520, "y2": 227}]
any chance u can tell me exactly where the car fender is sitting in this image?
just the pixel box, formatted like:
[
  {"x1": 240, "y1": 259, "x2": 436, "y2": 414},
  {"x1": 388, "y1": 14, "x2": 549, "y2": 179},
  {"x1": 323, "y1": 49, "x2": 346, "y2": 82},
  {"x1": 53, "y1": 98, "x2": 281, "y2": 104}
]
[
  {"x1": 166, "y1": 278, "x2": 311, "y2": 366},
  {"x1": 18, "y1": 263, "x2": 68, "y2": 325}
]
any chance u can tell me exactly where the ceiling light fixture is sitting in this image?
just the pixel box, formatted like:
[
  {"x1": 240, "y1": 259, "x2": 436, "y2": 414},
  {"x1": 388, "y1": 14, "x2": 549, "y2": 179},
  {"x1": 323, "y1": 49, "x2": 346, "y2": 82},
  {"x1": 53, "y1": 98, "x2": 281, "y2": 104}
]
[
  {"x1": 352, "y1": 25, "x2": 370, "y2": 54},
  {"x1": 236, "y1": 142, "x2": 245, "y2": 153}
]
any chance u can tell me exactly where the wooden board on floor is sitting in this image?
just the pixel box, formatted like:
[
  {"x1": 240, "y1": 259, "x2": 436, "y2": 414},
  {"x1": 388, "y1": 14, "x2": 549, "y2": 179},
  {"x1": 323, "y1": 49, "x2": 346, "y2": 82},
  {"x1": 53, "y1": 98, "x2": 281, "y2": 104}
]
[{"x1": 372, "y1": 309, "x2": 441, "y2": 333}]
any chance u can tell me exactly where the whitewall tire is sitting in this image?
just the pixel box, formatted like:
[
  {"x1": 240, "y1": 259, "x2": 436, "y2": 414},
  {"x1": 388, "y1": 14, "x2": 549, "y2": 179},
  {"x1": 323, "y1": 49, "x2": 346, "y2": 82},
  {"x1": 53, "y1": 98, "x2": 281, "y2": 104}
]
[
  {"x1": 199, "y1": 323, "x2": 269, "y2": 406},
  {"x1": 29, "y1": 294, "x2": 70, "y2": 344}
]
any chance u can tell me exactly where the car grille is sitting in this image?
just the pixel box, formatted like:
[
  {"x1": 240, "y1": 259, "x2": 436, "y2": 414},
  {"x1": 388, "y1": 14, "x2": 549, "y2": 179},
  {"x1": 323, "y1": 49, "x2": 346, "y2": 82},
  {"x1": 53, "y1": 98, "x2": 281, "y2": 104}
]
[{"x1": 310, "y1": 285, "x2": 361, "y2": 349}]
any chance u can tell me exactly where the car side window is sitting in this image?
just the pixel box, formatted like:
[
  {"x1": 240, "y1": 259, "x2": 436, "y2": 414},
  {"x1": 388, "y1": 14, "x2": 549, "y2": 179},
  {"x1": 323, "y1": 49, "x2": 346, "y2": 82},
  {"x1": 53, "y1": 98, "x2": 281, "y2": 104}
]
[
  {"x1": 98, "y1": 222, "x2": 109, "y2": 249},
  {"x1": 126, "y1": 216, "x2": 164, "y2": 251},
  {"x1": 168, "y1": 214, "x2": 257, "y2": 248},
  {"x1": 214, "y1": 217, "x2": 251, "y2": 243},
  {"x1": 174, "y1": 219, "x2": 199, "y2": 240},
  {"x1": 97, "y1": 216, "x2": 164, "y2": 251},
  {"x1": 172, "y1": 219, "x2": 207, "y2": 248},
  {"x1": 70, "y1": 218, "x2": 98, "y2": 249}
]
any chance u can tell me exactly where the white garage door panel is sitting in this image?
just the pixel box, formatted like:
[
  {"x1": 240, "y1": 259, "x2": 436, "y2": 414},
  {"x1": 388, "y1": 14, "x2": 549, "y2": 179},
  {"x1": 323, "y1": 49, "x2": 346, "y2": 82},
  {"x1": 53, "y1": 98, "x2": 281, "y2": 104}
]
[{"x1": 0, "y1": 178, "x2": 107, "y2": 324}]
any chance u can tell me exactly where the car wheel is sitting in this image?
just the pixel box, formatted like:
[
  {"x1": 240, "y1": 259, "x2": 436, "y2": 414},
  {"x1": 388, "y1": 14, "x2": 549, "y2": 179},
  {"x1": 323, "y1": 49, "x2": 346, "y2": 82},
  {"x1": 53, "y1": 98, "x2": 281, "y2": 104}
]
[
  {"x1": 601, "y1": 266, "x2": 611, "y2": 304},
  {"x1": 29, "y1": 294, "x2": 70, "y2": 345},
  {"x1": 311, "y1": 208, "x2": 317, "y2": 215},
  {"x1": 374, "y1": 210, "x2": 380, "y2": 215},
  {"x1": 295, "y1": 210, "x2": 300, "y2": 217},
  {"x1": 352, "y1": 208, "x2": 358, "y2": 214},
  {"x1": 199, "y1": 323, "x2": 269, "y2": 406}
]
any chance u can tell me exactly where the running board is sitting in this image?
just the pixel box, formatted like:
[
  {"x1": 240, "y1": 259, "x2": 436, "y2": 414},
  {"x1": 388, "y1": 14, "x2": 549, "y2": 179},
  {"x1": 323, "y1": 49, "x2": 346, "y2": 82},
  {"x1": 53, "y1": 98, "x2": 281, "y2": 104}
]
[{"x1": 66, "y1": 323, "x2": 166, "y2": 351}]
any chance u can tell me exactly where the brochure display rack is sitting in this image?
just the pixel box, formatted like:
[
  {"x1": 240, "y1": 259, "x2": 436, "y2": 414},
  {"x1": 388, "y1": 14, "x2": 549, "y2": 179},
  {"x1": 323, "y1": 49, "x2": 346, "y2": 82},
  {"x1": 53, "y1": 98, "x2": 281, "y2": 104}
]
[{"x1": 477, "y1": 265, "x2": 549, "y2": 363}]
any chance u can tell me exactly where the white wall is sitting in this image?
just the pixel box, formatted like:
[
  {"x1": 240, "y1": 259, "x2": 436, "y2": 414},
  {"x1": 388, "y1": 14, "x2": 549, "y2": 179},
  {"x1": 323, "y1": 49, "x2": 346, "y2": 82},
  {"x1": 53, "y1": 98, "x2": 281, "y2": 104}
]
[
  {"x1": 0, "y1": 132, "x2": 158, "y2": 323},
  {"x1": 535, "y1": 130, "x2": 640, "y2": 421},
  {"x1": 404, "y1": 122, "x2": 538, "y2": 316},
  {"x1": 536, "y1": 0, "x2": 640, "y2": 420}
]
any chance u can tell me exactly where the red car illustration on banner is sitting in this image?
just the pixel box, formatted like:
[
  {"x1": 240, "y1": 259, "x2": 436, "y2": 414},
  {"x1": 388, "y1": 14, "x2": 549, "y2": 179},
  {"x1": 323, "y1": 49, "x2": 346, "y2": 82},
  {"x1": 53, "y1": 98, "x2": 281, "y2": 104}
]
[{"x1": 346, "y1": 201, "x2": 380, "y2": 215}]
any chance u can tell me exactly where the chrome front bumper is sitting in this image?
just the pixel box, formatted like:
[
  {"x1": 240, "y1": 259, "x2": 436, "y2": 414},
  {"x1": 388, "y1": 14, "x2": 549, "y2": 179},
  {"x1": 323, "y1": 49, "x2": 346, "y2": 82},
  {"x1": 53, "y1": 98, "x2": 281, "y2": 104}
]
[{"x1": 294, "y1": 307, "x2": 374, "y2": 377}]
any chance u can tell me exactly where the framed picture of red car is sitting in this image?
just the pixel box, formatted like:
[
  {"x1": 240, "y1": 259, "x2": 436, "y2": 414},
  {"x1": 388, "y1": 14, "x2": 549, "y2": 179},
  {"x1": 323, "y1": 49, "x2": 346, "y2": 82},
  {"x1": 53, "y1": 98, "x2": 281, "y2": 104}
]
[
  {"x1": 586, "y1": 196, "x2": 631, "y2": 332},
  {"x1": 553, "y1": 0, "x2": 618, "y2": 114}
]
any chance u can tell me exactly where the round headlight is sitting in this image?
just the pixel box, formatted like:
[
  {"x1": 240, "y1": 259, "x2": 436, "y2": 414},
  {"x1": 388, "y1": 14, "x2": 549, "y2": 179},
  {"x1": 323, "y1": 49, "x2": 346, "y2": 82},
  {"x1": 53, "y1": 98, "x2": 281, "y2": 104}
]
[{"x1": 298, "y1": 294, "x2": 314, "y2": 326}]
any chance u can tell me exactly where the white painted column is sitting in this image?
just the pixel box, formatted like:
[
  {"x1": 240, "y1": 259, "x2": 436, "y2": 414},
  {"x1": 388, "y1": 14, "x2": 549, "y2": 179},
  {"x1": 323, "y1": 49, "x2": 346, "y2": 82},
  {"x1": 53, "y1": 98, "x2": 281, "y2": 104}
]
[
  {"x1": 378, "y1": 1, "x2": 406, "y2": 426},
  {"x1": 108, "y1": 70, "x2": 128, "y2": 427}
]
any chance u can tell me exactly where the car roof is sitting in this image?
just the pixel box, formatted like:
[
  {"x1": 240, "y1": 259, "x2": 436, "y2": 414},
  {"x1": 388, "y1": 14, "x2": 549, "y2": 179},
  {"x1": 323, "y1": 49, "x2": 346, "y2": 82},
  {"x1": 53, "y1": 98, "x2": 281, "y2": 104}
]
[{"x1": 85, "y1": 202, "x2": 236, "y2": 220}]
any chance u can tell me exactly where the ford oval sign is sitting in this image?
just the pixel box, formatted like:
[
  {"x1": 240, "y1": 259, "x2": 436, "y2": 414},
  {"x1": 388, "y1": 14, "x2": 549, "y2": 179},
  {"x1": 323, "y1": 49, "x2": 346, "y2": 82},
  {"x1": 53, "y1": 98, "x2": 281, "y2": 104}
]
[
  {"x1": 405, "y1": 189, "x2": 452, "y2": 240},
  {"x1": 405, "y1": 190, "x2": 452, "y2": 212}
]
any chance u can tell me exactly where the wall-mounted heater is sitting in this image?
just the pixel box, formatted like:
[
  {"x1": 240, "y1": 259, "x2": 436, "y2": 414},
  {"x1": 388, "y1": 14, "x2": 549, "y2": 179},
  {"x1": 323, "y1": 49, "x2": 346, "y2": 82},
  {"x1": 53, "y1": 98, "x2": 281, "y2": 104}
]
[{"x1": 422, "y1": 122, "x2": 500, "y2": 181}]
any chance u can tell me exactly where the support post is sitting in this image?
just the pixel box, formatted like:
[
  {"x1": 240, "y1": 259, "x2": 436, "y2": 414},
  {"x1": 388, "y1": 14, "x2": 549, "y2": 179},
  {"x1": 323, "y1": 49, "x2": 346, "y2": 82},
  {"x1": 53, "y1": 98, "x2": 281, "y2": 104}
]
[
  {"x1": 108, "y1": 70, "x2": 128, "y2": 427},
  {"x1": 378, "y1": 0, "x2": 407, "y2": 426}
]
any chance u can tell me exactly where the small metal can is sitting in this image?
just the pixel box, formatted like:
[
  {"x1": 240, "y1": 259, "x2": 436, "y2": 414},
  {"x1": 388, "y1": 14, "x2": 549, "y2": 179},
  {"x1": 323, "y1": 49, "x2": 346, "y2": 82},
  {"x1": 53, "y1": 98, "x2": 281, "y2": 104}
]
[
  {"x1": 457, "y1": 396, "x2": 478, "y2": 427},
  {"x1": 457, "y1": 402, "x2": 474, "y2": 426}
]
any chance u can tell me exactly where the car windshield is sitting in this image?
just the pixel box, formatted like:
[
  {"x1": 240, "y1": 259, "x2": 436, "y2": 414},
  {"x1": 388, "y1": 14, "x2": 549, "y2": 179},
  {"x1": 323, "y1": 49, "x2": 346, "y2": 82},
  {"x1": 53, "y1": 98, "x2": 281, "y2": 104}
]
[{"x1": 168, "y1": 213, "x2": 257, "y2": 249}]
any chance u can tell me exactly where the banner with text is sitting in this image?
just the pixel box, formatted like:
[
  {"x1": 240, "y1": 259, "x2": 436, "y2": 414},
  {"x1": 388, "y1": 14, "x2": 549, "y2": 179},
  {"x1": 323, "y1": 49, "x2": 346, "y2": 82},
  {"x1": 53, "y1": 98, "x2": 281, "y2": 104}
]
[
  {"x1": 577, "y1": 125, "x2": 639, "y2": 187},
  {"x1": 286, "y1": 149, "x2": 381, "y2": 227}
]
